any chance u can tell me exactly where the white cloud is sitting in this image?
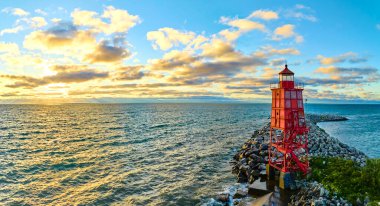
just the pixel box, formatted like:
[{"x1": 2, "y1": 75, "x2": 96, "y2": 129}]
[
  {"x1": 295, "y1": 4, "x2": 310, "y2": 10},
  {"x1": 51, "y1": 18, "x2": 61, "y2": 23},
  {"x1": 35, "y1": 9, "x2": 48, "y2": 16},
  {"x1": 248, "y1": 10, "x2": 279, "y2": 20},
  {"x1": 2, "y1": 8, "x2": 29, "y2": 16},
  {"x1": 147, "y1": 28, "x2": 196, "y2": 50},
  {"x1": 71, "y1": 6, "x2": 141, "y2": 35},
  {"x1": 284, "y1": 4, "x2": 317, "y2": 22},
  {"x1": 0, "y1": 26, "x2": 23, "y2": 36},
  {"x1": 27, "y1": 17, "x2": 48, "y2": 28}
]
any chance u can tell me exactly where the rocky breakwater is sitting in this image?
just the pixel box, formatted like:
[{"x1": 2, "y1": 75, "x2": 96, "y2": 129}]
[
  {"x1": 222, "y1": 114, "x2": 368, "y2": 205},
  {"x1": 231, "y1": 114, "x2": 367, "y2": 184},
  {"x1": 307, "y1": 114, "x2": 367, "y2": 166},
  {"x1": 289, "y1": 181, "x2": 359, "y2": 206}
]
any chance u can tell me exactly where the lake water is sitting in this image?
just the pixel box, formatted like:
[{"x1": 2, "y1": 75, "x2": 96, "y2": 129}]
[{"x1": 0, "y1": 103, "x2": 378, "y2": 205}]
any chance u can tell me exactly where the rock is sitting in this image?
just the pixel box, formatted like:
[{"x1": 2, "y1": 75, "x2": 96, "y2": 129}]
[
  {"x1": 259, "y1": 144, "x2": 268, "y2": 150},
  {"x1": 320, "y1": 187, "x2": 329, "y2": 197},
  {"x1": 233, "y1": 199, "x2": 240, "y2": 205},
  {"x1": 250, "y1": 169, "x2": 260, "y2": 177},
  {"x1": 217, "y1": 193, "x2": 230, "y2": 203},
  {"x1": 364, "y1": 196, "x2": 370, "y2": 205},
  {"x1": 249, "y1": 153, "x2": 260, "y2": 162},
  {"x1": 290, "y1": 181, "x2": 350, "y2": 206},
  {"x1": 258, "y1": 163, "x2": 266, "y2": 171},
  {"x1": 237, "y1": 171, "x2": 247, "y2": 183},
  {"x1": 248, "y1": 174, "x2": 257, "y2": 184},
  {"x1": 356, "y1": 198, "x2": 362, "y2": 205},
  {"x1": 233, "y1": 189, "x2": 247, "y2": 199}
]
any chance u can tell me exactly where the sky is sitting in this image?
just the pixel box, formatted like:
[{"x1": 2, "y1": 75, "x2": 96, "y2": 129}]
[{"x1": 0, "y1": 0, "x2": 379, "y2": 104}]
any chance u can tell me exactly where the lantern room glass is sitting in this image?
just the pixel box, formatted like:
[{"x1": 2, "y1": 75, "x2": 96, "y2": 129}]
[{"x1": 279, "y1": 74, "x2": 294, "y2": 81}]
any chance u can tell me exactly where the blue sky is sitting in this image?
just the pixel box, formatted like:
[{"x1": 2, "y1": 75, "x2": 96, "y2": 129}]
[{"x1": 0, "y1": 0, "x2": 379, "y2": 103}]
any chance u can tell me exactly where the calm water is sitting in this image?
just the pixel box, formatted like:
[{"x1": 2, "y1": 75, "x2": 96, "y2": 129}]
[
  {"x1": 306, "y1": 104, "x2": 380, "y2": 158},
  {"x1": 0, "y1": 103, "x2": 378, "y2": 205}
]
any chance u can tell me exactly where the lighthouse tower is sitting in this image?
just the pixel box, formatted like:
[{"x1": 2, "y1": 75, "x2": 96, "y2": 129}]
[{"x1": 267, "y1": 64, "x2": 309, "y2": 189}]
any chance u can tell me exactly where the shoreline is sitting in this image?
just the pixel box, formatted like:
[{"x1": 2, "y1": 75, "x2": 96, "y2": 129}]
[{"x1": 213, "y1": 113, "x2": 369, "y2": 205}]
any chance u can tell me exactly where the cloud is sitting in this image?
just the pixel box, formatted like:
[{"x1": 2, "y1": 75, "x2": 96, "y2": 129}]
[
  {"x1": 304, "y1": 66, "x2": 380, "y2": 86},
  {"x1": 248, "y1": 10, "x2": 279, "y2": 20},
  {"x1": 1, "y1": 65, "x2": 109, "y2": 88},
  {"x1": 51, "y1": 18, "x2": 62, "y2": 23},
  {"x1": 71, "y1": 6, "x2": 141, "y2": 34},
  {"x1": 270, "y1": 58, "x2": 286, "y2": 66},
  {"x1": 223, "y1": 18, "x2": 266, "y2": 32},
  {"x1": 315, "y1": 52, "x2": 367, "y2": 65},
  {"x1": 219, "y1": 17, "x2": 266, "y2": 42},
  {"x1": 147, "y1": 27, "x2": 196, "y2": 50},
  {"x1": 35, "y1": 9, "x2": 47, "y2": 16},
  {"x1": 315, "y1": 66, "x2": 378, "y2": 76},
  {"x1": 24, "y1": 22, "x2": 96, "y2": 53},
  {"x1": 272, "y1": 24, "x2": 303, "y2": 43},
  {"x1": 0, "y1": 26, "x2": 23, "y2": 36},
  {"x1": 254, "y1": 45, "x2": 300, "y2": 57},
  {"x1": 23, "y1": 21, "x2": 133, "y2": 63},
  {"x1": 2, "y1": 8, "x2": 29, "y2": 16},
  {"x1": 284, "y1": 4, "x2": 317, "y2": 22},
  {"x1": 113, "y1": 65, "x2": 145, "y2": 80},
  {"x1": 0, "y1": 42, "x2": 20, "y2": 54},
  {"x1": 201, "y1": 39, "x2": 236, "y2": 58},
  {"x1": 147, "y1": 16, "x2": 265, "y2": 51},
  {"x1": 84, "y1": 41, "x2": 131, "y2": 63},
  {"x1": 26, "y1": 17, "x2": 48, "y2": 28},
  {"x1": 148, "y1": 50, "x2": 198, "y2": 70}
]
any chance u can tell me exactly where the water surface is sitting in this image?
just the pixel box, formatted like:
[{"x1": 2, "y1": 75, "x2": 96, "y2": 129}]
[{"x1": 0, "y1": 103, "x2": 378, "y2": 205}]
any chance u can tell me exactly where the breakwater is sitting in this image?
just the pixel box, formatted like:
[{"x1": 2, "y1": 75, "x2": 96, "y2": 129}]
[{"x1": 213, "y1": 114, "x2": 368, "y2": 205}]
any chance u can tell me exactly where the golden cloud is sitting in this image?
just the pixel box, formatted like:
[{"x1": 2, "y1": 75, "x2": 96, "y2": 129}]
[
  {"x1": 248, "y1": 10, "x2": 279, "y2": 20},
  {"x1": 316, "y1": 52, "x2": 367, "y2": 65},
  {"x1": 272, "y1": 24, "x2": 303, "y2": 43},
  {"x1": 84, "y1": 43, "x2": 131, "y2": 63},
  {"x1": 71, "y1": 6, "x2": 141, "y2": 34},
  {"x1": 1, "y1": 65, "x2": 109, "y2": 89},
  {"x1": 23, "y1": 29, "x2": 96, "y2": 53},
  {"x1": 219, "y1": 17, "x2": 266, "y2": 42}
]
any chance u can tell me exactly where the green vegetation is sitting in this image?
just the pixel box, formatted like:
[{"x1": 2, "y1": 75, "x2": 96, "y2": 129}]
[{"x1": 309, "y1": 157, "x2": 380, "y2": 205}]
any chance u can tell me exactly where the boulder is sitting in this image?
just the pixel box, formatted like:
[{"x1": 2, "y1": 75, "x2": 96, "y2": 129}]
[
  {"x1": 233, "y1": 189, "x2": 247, "y2": 199},
  {"x1": 217, "y1": 193, "x2": 230, "y2": 203}
]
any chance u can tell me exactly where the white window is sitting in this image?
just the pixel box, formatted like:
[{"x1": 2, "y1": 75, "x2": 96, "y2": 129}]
[
  {"x1": 291, "y1": 91, "x2": 297, "y2": 99},
  {"x1": 286, "y1": 100, "x2": 291, "y2": 108},
  {"x1": 298, "y1": 100, "x2": 303, "y2": 108},
  {"x1": 297, "y1": 91, "x2": 302, "y2": 99},
  {"x1": 280, "y1": 75, "x2": 294, "y2": 81},
  {"x1": 285, "y1": 91, "x2": 290, "y2": 99}
]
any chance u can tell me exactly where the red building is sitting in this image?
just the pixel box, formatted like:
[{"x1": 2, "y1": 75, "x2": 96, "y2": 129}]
[{"x1": 267, "y1": 64, "x2": 309, "y2": 189}]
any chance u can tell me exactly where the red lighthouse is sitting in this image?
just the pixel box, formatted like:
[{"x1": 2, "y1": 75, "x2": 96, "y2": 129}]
[{"x1": 267, "y1": 64, "x2": 309, "y2": 189}]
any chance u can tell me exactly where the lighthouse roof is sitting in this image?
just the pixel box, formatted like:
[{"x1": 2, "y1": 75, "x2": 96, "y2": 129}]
[{"x1": 279, "y1": 64, "x2": 294, "y2": 75}]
